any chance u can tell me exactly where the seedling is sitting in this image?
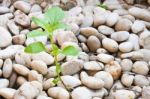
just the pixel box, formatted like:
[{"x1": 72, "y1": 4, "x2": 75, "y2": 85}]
[
  {"x1": 98, "y1": 4, "x2": 108, "y2": 9},
  {"x1": 24, "y1": 6, "x2": 80, "y2": 89},
  {"x1": 98, "y1": 1, "x2": 108, "y2": 10}
]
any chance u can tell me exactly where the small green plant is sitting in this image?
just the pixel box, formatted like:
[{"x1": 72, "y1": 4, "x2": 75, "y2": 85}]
[
  {"x1": 24, "y1": 7, "x2": 80, "y2": 88},
  {"x1": 98, "y1": 3, "x2": 108, "y2": 10}
]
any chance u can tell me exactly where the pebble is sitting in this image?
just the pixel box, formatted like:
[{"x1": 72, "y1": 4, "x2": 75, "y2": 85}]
[
  {"x1": 94, "y1": 71, "x2": 113, "y2": 89},
  {"x1": 28, "y1": 70, "x2": 43, "y2": 82},
  {"x1": 119, "y1": 42, "x2": 133, "y2": 53},
  {"x1": 56, "y1": 30, "x2": 78, "y2": 46},
  {"x1": 47, "y1": 87, "x2": 70, "y2": 99},
  {"x1": 98, "y1": 25, "x2": 114, "y2": 35},
  {"x1": 80, "y1": 71, "x2": 104, "y2": 89},
  {"x1": 12, "y1": 34, "x2": 26, "y2": 45},
  {"x1": 121, "y1": 73, "x2": 134, "y2": 87},
  {"x1": 132, "y1": 20, "x2": 145, "y2": 33},
  {"x1": 106, "y1": 12, "x2": 119, "y2": 27},
  {"x1": 129, "y1": 7, "x2": 150, "y2": 22},
  {"x1": 0, "y1": 79, "x2": 9, "y2": 88},
  {"x1": 102, "y1": 38, "x2": 118, "y2": 52},
  {"x1": 71, "y1": 87, "x2": 92, "y2": 99},
  {"x1": 93, "y1": 13, "x2": 107, "y2": 27},
  {"x1": 31, "y1": 52, "x2": 54, "y2": 65},
  {"x1": 84, "y1": 61, "x2": 104, "y2": 71},
  {"x1": 0, "y1": 6, "x2": 10, "y2": 14},
  {"x1": 16, "y1": 76, "x2": 27, "y2": 86},
  {"x1": 87, "y1": 36, "x2": 101, "y2": 52},
  {"x1": 113, "y1": 9, "x2": 129, "y2": 16},
  {"x1": 121, "y1": 59, "x2": 133, "y2": 72},
  {"x1": 14, "y1": 81, "x2": 42, "y2": 99},
  {"x1": 80, "y1": 27, "x2": 98, "y2": 37},
  {"x1": 0, "y1": 88, "x2": 16, "y2": 99},
  {"x1": 134, "y1": 75, "x2": 149, "y2": 87},
  {"x1": 13, "y1": 64, "x2": 30, "y2": 76},
  {"x1": 81, "y1": 15, "x2": 93, "y2": 27},
  {"x1": 142, "y1": 86, "x2": 150, "y2": 99},
  {"x1": 62, "y1": 59, "x2": 84, "y2": 75},
  {"x1": 132, "y1": 61, "x2": 149, "y2": 75},
  {"x1": 2, "y1": 59, "x2": 12, "y2": 78},
  {"x1": 139, "y1": 31, "x2": 150, "y2": 50},
  {"x1": 7, "y1": 20, "x2": 19, "y2": 35},
  {"x1": 58, "y1": 75, "x2": 81, "y2": 89},
  {"x1": 14, "y1": 1, "x2": 31, "y2": 14},
  {"x1": 14, "y1": 13, "x2": 30, "y2": 27},
  {"x1": 128, "y1": 34, "x2": 140, "y2": 50},
  {"x1": 115, "y1": 18, "x2": 132, "y2": 31},
  {"x1": 0, "y1": 59, "x2": 3, "y2": 68},
  {"x1": 0, "y1": 27, "x2": 12, "y2": 48},
  {"x1": 111, "y1": 31, "x2": 130, "y2": 42},
  {"x1": 30, "y1": 4, "x2": 42, "y2": 13},
  {"x1": 46, "y1": 66, "x2": 57, "y2": 78},
  {"x1": 113, "y1": 90, "x2": 135, "y2": 99},
  {"x1": 105, "y1": 61, "x2": 121, "y2": 80},
  {"x1": 30, "y1": 60, "x2": 48, "y2": 75},
  {"x1": 43, "y1": 78, "x2": 55, "y2": 90},
  {"x1": 97, "y1": 53, "x2": 114, "y2": 64}
]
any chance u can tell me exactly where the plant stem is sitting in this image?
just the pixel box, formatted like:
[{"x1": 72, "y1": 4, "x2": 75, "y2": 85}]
[{"x1": 48, "y1": 35, "x2": 69, "y2": 91}]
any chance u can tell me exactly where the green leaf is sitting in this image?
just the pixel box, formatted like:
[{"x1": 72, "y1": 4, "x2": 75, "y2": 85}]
[
  {"x1": 98, "y1": 4, "x2": 108, "y2": 9},
  {"x1": 61, "y1": 45, "x2": 80, "y2": 56},
  {"x1": 44, "y1": 6, "x2": 65, "y2": 24},
  {"x1": 27, "y1": 29, "x2": 47, "y2": 38},
  {"x1": 32, "y1": 17, "x2": 50, "y2": 31},
  {"x1": 51, "y1": 44, "x2": 60, "y2": 55},
  {"x1": 25, "y1": 42, "x2": 47, "y2": 53},
  {"x1": 52, "y1": 77, "x2": 60, "y2": 85},
  {"x1": 54, "y1": 23, "x2": 69, "y2": 30}
]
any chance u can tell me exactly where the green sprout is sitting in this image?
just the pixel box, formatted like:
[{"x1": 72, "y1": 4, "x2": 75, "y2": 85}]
[
  {"x1": 24, "y1": 6, "x2": 80, "y2": 89},
  {"x1": 98, "y1": 3, "x2": 108, "y2": 10}
]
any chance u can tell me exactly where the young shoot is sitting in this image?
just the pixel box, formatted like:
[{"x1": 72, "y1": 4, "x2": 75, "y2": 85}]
[{"x1": 24, "y1": 6, "x2": 80, "y2": 89}]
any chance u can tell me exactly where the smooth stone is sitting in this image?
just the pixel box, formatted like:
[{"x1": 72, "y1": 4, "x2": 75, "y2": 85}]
[
  {"x1": 98, "y1": 25, "x2": 114, "y2": 35},
  {"x1": 62, "y1": 59, "x2": 84, "y2": 75},
  {"x1": 84, "y1": 61, "x2": 104, "y2": 71},
  {"x1": 113, "y1": 90, "x2": 135, "y2": 99},
  {"x1": 7, "y1": 20, "x2": 19, "y2": 35},
  {"x1": 31, "y1": 52, "x2": 54, "y2": 65},
  {"x1": 111, "y1": 31, "x2": 130, "y2": 42},
  {"x1": 0, "y1": 27, "x2": 12, "y2": 48},
  {"x1": 132, "y1": 61, "x2": 149, "y2": 75},
  {"x1": 134, "y1": 75, "x2": 149, "y2": 87},
  {"x1": 0, "y1": 79, "x2": 9, "y2": 88},
  {"x1": 129, "y1": 7, "x2": 150, "y2": 22},
  {"x1": 119, "y1": 42, "x2": 133, "y2": 53},
  {"x1": 94, "y1": 71, "x2": 113, "y2": 89},
  {"x1": 14, "y1": 1, "x2": 31, "y2": 13},
  {"x1": 80, "y1": 27, "x2": 98, "y2": 37},
  {"x1": 102, "y1": 38, "x2": 118, "y2": 52},
  {"x1": 131, "y1": 20, "x2": 145, "y2": 33},
  {"x1": 106, "y1": 12, "x2": 119, "y2": 27},
  {"x1": 87, "y1": 36, "x2": 101, "y2": 52},
  {"x1": 115, "y1": 18, "x2": 132, "y2": 31},
  {"x1": 47, "y1": 87, "x2": 70, "y2": 99},
  {"x1": 71, "y1": 87, "x2": 92, "y2": 99},
  {"x1": 14, "y1": 13, "x2": 30, "y2": 27},
  {"x1": 2, "y1": 59, "x2": 12, "y2": 78},
  {"x1": 0, "y1": 7, "x2": 10, "y2": 14},
  {"x1": 0, "y1": 88, "x2": 16, "y2": 99},
  {"x1": 13, "y1": 64, "x2": 30, "y2": 76},
  {"x1": 30, "y1": 60, "x2": 48, "y2": 75}
]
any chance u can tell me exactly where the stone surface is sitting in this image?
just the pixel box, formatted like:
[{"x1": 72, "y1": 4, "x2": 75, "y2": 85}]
[
  {"x1": 0, "y1": 27, "x2": 12, "y2": 48},
  {"x1": 129, "y1": 7, "x2": 150, "y2": 22},
  {"x1": 14, "y1": 1, "x2": 31, "y2": 13}
]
